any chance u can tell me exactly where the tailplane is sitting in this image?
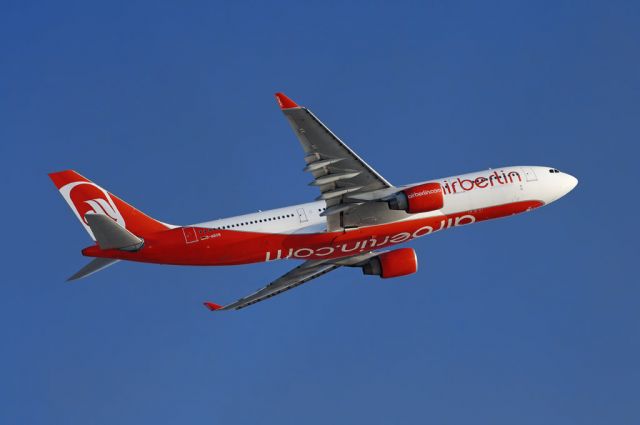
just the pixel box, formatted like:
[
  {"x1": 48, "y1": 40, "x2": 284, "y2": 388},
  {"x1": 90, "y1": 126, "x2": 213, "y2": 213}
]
[
  {"x1": 49, "y1": 170, "x2": 172, "y2": 241},
  {"x1": 85, "y1": 213, "x2": 144, "y2": 251},
  {"x1": 67, "y1": 258, "x2": 120, "y2": 281}
]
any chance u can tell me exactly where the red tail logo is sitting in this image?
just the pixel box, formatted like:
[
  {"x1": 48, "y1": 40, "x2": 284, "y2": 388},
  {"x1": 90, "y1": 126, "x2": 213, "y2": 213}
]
[{"x1": 59, "y1": 181, "x2": 126, "y2": 236}]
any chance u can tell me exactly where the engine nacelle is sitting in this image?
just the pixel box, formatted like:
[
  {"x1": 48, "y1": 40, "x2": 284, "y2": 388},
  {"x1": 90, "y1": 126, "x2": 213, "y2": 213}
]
[
  {"x1": 387, "y1": 182, "x2": 444, "y2": 214},
  {"x1": 362, "y1": 248, "x2": 418, "y2": 278}
]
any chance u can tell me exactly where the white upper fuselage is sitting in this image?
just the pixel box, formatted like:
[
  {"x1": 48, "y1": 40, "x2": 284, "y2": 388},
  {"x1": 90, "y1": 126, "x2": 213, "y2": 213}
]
[{"x1": 194, "y1": 165, "x2": 578, "y2": 234}]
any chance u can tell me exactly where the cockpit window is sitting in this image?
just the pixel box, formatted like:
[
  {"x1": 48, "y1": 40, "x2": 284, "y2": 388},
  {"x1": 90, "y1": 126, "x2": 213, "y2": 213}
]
[{"x1": 549, "y1": 169, "x2": 560, "y2": 173}]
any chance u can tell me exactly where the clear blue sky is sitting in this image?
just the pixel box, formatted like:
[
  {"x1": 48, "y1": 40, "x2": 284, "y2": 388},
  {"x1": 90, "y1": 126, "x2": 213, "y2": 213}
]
[{"x1": 1, "y1": 1, "x2": 639, "y2": 424}]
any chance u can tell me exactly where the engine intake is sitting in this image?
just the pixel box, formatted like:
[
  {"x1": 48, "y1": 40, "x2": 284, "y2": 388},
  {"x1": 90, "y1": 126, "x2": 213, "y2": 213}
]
[
  {"x1": 388, "y1": 182, "x2": 444, "y2": 214},
  {"x1": 362, "y1": 248, "x2": 418, "y2": 278}
]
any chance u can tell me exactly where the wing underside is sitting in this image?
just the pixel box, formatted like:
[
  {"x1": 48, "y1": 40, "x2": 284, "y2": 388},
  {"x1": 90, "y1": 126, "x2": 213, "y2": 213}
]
[
  {"x1": 204, "y1": 252, "x2": 380, "y2": 311},
  {"x1": 276, "y1": 93, "x2": 405, "y2": 231}
]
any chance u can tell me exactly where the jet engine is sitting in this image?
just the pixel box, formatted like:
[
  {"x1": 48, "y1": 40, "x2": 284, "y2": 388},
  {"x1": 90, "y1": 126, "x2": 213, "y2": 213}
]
[
  {"x1": 362, "y1": 248, "x2": 418, "y2": 278},
  {"x1": 387, "y1": 182, "x2": 444, "y2": 214}
]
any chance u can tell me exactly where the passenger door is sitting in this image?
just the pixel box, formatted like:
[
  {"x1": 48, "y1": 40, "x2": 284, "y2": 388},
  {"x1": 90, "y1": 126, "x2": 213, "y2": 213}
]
[{"x1": 297, "y1": 208, "x2": 309, "y2": 223}]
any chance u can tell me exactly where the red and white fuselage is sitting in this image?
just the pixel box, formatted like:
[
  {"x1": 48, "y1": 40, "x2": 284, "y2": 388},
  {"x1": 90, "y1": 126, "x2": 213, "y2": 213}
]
[{"x1": 72, "y1": 165, "x2": 577, "y2": 265}]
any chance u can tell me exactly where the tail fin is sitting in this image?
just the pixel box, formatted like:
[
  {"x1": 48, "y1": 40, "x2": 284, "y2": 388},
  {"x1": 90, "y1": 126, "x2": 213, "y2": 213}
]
[{"x1": 49, "y1": 170, "x2": 172, "y2": 241}]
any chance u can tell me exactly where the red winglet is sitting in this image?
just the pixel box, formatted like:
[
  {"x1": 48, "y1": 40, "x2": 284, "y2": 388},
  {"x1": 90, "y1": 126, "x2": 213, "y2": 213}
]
[
  {"x1": 203, "y1": 302, "x2": 223, "y2": 311},
  {"x1": 274, "y1": 92, "x2": 299, "y2": 109},
  {"x1": 48, "y1": 170, "x2": 89, "y2": 189}
]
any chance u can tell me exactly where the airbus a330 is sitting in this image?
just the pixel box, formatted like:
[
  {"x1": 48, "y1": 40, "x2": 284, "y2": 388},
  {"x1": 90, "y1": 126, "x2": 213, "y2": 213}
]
[{"x1": 50, "y1": 93, "x2": 578, "y2": 310}]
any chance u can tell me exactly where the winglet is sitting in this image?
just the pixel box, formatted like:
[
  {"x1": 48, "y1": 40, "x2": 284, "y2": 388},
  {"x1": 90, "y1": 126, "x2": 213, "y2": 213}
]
[
  {"x1": 203, "y1": 301, "x2": 223, "y2": 311},
  {"x1": 48, "y1": 170, "x2": 89, "y2": 189},
  {"x1": 274, "y1": 92, "x2": 299, "y2": 109}
]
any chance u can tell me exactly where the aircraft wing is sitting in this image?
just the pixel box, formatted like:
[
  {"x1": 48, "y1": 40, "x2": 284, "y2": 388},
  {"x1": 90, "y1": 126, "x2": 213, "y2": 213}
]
[
  {"x1": 204, "y1": 252, "x2": 380, "y2": 311},
  {"x1": 275, "y1": 93, "x2": 395, "y2": 231}
]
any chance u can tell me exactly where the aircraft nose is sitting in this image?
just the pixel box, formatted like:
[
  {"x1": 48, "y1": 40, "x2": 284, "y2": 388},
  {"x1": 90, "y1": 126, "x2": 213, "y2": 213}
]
[
  {"x1": 564, "y1": 173, "x2": 578, "y2": 193},
  {"x1": 543, "y1": 170, "x2": 578, "y2": 204}
]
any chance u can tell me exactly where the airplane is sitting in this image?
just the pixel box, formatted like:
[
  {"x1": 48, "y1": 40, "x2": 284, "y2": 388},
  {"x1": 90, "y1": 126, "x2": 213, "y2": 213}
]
[{"x1": 49, "y1": 93, "x2": 578, "y2": 311}]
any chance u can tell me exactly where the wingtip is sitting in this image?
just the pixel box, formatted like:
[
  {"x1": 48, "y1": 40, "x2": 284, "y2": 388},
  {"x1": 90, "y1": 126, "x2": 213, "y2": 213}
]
[
  {"x1": 203, "y1": 301, "x2": 223, "y2": 311},
  {"x1": 48, "y1": 170, "x2": 87, "y2": 189},
  {"x1": 274, "y1": 92, "x2": 299, "y2": 109}
]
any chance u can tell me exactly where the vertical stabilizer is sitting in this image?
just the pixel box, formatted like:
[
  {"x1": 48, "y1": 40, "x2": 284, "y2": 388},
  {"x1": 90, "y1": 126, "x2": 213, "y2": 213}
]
[{"x1": 49, "y1": 170, "x2": 172, "y2": 240}]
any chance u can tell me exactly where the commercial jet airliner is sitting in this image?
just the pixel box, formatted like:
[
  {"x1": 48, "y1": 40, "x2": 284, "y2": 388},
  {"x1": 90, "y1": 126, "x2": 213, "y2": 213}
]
[{"x1": 50, "y1": 93, "x2": 578, "y2": 310}]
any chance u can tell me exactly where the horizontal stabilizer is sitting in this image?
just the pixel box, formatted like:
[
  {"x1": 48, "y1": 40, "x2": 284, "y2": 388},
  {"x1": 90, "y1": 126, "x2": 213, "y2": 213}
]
[
  {"x1": 68, "y1": 258, "x2": 120, "y2": 281},
  {"x1": 85, "y1": 213, "x2": 144, "y2": 251}
]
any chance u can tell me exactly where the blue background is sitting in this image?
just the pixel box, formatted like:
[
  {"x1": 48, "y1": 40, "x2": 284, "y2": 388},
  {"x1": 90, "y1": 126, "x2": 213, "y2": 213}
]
[{"x1": 1, "y1": 1, "x2": 638, "y2": 424}]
